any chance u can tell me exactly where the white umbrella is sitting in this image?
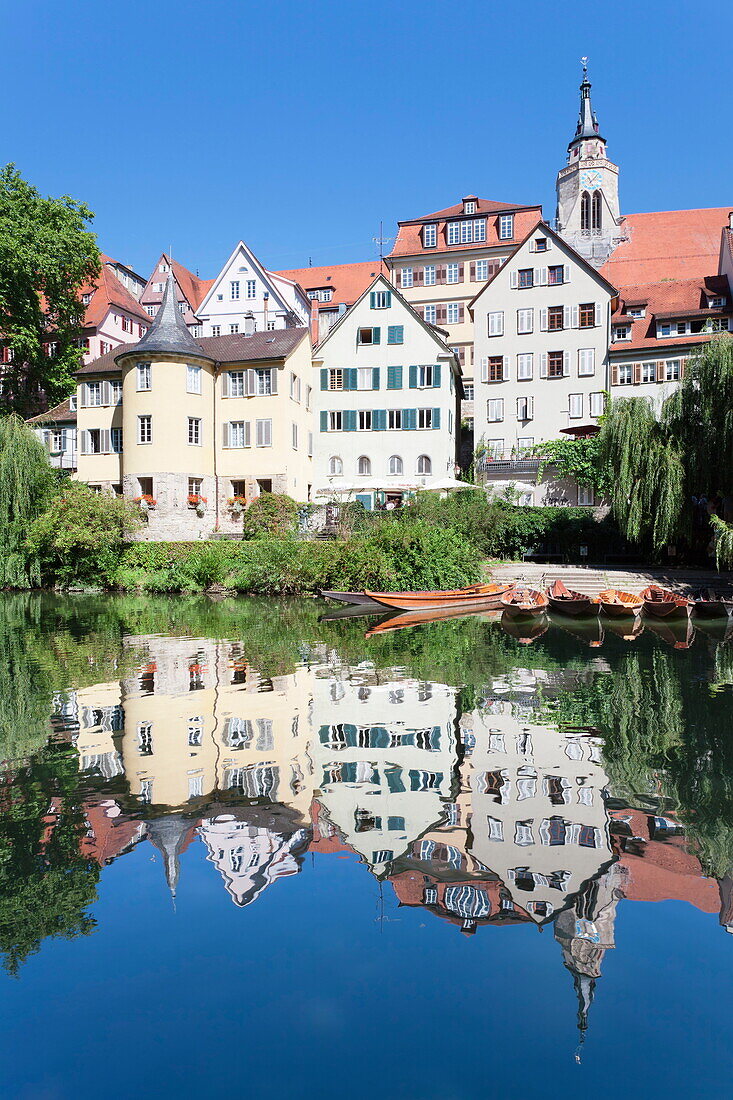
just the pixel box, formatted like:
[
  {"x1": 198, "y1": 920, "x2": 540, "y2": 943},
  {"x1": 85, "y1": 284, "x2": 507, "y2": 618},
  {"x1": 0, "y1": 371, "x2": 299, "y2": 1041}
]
[{"x1": 423, "y1": 476, "x2": 475, "y2": 492}]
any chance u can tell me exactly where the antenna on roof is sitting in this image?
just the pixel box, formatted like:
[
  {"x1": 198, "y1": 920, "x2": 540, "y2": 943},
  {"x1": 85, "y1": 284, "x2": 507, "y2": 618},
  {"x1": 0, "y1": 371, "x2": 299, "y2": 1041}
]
[
  {"x1": 373, "y1": 221, "x2": 394, "y2": 272},
  {"x1": 308, "y1": 256, "x2": 313, "y2": 267}
]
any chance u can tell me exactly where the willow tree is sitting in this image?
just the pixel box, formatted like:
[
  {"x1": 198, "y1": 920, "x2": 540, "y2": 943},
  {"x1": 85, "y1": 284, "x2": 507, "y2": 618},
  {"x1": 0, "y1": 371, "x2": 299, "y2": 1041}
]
[
  {"x1": 599, "y1": 335, "x2": 733, "y2": 552},
  {"x1": 0, "y1": 415, "x2": 55, "y2": 587}
]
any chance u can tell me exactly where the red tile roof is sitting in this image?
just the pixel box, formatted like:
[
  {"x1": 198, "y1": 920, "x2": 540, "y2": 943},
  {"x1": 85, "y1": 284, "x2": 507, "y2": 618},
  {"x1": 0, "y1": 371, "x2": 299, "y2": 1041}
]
[
  {"x1": 81, "y1": 259, "x2": 151, "y2": 328},
  {"x1": 402, "y1": 196, "x2": 535, "y2": 224},
  {"x1": 141, "y1": 254, "x2": 214, "y2": 313},
  {"x1": 602, "y1": 207, "x2": 732, "y2": 285},
  {"x1": 610, "y1": 274, "x2": 731, "y2": 352},
  {"x1": 275, "y1": 260, "x2": 383, "y2": 308},
  {"x1": 389, "y1": 199, "x2": 543, "y2": 258},
  {"x1": 26, "y1": 397, "x2": 76, "y2": 425}
]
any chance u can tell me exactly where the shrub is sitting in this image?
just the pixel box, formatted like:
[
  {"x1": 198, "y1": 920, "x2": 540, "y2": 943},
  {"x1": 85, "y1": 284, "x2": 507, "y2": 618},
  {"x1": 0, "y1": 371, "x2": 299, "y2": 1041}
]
[
  {"x1": 241, "y1": 493, "x2": 298, "y2": 538},
  {"x1": 28, "y1": 483, "x2": 142, "y2": 586}
]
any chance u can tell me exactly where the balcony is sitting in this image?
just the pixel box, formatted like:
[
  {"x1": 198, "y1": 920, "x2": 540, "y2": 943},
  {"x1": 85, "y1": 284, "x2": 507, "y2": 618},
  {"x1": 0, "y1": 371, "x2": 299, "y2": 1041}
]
[{"x1": 476, "y1": 448, "x2": 546, "y2": 473}]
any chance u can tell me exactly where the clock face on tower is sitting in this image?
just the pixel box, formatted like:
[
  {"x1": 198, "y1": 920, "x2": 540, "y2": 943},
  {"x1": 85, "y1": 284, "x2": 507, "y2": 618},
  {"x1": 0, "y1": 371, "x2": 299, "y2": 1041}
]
[{"x1": 580, "y1": 169, "x2": 602, "y2": 190}]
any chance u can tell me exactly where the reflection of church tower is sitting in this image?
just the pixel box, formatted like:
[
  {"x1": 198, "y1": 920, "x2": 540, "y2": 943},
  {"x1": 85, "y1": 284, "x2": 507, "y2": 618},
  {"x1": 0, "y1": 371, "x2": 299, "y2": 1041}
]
[
  {"x1": 555, "y1": 60, "x2": 621, "y2": 267},
  {"x1": 147, "y1": 814, "x2": 193, "y2": 898}
]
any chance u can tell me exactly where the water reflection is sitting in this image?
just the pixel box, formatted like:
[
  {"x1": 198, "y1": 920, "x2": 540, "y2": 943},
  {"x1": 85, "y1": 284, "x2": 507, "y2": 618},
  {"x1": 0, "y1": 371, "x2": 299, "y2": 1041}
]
[{"x1": 1, "y1": 594, "x2": 732, "y2": 1056}]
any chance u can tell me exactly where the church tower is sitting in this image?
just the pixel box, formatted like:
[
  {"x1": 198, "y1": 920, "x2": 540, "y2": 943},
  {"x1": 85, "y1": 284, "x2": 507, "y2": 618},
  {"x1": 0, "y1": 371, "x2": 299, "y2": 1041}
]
[{"x1": 556, "y1": 60, "x2": 621, "y2": 267}]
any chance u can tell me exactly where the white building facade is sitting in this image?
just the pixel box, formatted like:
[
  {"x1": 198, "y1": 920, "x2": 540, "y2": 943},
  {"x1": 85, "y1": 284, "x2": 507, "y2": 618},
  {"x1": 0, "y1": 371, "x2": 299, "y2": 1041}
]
[
  {"x1": 195, "y1": 241, "x2": 310, "y2": 336},
  {"x1": 312, "y1": 275, "x2": 461, "y2": 509}
]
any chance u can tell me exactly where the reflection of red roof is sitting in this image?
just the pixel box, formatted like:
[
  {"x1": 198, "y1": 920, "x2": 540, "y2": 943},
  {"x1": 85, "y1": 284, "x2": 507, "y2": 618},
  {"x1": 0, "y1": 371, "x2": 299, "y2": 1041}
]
[
  {"x1": 275, "y1": 261, "x2": 381, "y2": 309},
  {"x1": 389, "y1": 870, "x2": 532, "y2": 931},
  {"x1": 612, "y1": 809, "x2": 719, "y2": 913},
  {"x1": 308, "y1": 799, "x2": 353, "y2": 856},
  {"x1": 81, "y1": 258, "x2": 151, "y2": 328},
  {"x1": 602, "y1": 208, "x2": 731, "y2": 285},
  {"x1": 80, "y1": 800, "x2": 145, "y2": 865},
  {"x1": 610, "y1": 274, "x2": 731, "y2": 351}
]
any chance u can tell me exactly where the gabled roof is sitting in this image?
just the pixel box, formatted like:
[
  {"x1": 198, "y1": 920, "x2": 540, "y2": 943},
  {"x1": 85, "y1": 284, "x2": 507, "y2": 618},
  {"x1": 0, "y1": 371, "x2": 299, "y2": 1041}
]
[
  {"x1": 26, "y1": 397, "x2": 76, "y2": 426},
  {"x1": 197, "y1": 240, "x2": 297, "y2": 317},
  {"x1": 81, "y1": 258, "x2": 151, "y2": 328},
  {"x1": 119, "y1": 274, "x2": 213, "y2": 362},
  {"x1": 609, "y1": 275, "x2": 732, "y2": 352},
  {"x1": 312, "y1": 272, "x2": 460, "y2": 372},
  {"x1": 141, "y1": 254, "x2": 214, "y2": 313},
  {"x1": 601, "y1": 208, "x2": 732, "y2": 285},
  {"x1": 389, "y1": 202, "x2": 544, "y2": 259},
  {"x1": 79, "y1": 325, "x2": 309, "y2": 375},
  {"x1": 398, "y1": 197, "x2": 538, "y2": 225},
  {"x1": 468, "y1": 220, "x2": 617, "y2": 312},
  {"x1": 275, "y1": 260, "x2": 382, "y2": 307}
]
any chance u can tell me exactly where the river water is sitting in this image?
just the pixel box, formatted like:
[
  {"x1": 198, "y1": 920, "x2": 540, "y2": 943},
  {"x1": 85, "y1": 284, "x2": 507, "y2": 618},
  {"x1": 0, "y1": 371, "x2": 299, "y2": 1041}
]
[{"x1": 0, "y1": 593, "x2": 731, "y2": 1099}]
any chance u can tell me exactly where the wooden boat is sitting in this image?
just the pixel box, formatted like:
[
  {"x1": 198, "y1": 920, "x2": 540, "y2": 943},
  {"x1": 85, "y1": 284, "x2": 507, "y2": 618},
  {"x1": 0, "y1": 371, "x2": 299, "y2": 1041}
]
[
  {"x1": 640, "y1": 584, "x2": 690, "y2": 619},
  {"x1": 501, "y1": 611, "x2": 549, "y2": 644},
  {"x1": 500, "y1": 587, "x2": 549, "y2": 617},
  {"x1": 365, "y1": 605, "x2": 501, "y2": 637},
  {"x1": 549, "y1": 612, "x2": 604, "y2": 647},
  {"x1": 690, "y1": 589, "x2": 733, "y2": 619},
  {"x1": 598, "y1": 589, "x2": 643, "y2": 617},
  {"x1": 364, "y1": 583, "x2": 510, "y2": 612},
  {"x1": 546, "y1": 579, "x2": 599, "y2": 617},
  {"x1": 644, "y1": 616, "x2": 696, "y2": 650},
  {"x1": 319, "y1": 590, "x2": 384, "y2": 607}
]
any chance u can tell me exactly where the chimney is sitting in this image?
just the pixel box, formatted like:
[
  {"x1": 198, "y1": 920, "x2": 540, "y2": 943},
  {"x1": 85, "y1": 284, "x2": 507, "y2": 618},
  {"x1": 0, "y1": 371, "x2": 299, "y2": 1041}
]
[{"x1": 244, "y1": 313, "x2": 255, "y2": 337}]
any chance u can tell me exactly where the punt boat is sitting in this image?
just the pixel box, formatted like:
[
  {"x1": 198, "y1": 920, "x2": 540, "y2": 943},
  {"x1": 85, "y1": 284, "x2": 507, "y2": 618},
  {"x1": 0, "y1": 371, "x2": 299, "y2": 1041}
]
[
  {"x1": 640, "y1": 585, "x2": 690, "y2": 619},
  {"x1": 500, "y1": 587, "x2": 549, "y2": 617},
  {"x1": 319, "y1": 591, "x2": 386, "y2": 607},
  {"x1": 363, "y1": 583, "x2": 511, "y2": 612},
  {"x1": 598, "y1": 589, "x2": 644, "y2": 617},
  {"x1": 689, "y1": 589, "x2": 733, "y2": 618},
  {"x1": 546, "y1": 579, "x2": 599, "y2": 617}
]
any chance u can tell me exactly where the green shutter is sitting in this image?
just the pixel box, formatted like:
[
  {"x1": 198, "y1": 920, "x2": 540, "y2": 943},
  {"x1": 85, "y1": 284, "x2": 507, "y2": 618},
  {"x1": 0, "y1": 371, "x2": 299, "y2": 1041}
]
[
  {"x1": 387, "y1": 365, "x2": 402, "y2": 389},
  {"x1": 432, "y1": 408, "x2": 441, "y2": 429},
  {"x1": 385, "y1": 291, "x2": 392, "y2": 307},
  {"x1": 344, "y1": 410, "x2": 357, "y2": 431},
  {"x1": 372, "y1": 367, "x2": 380, "y2": 390},
  {"x1": 409, "y1": 365, "x2": 418, "y2": 389},
  {"x1": 369, "y1": 291, "x2": 376, "y2": 309},
  {"x1": 402, "y1": 408, "x2": 417, "y2": 430},
  {"x1": 372, "y1": 327, "x2": 380, "y2": 344},
  {"x1": 320, "y1": 410, "x2": 328, "y2": 432},
  {"x1": 374, "y1": 409, "x2": 387, "y2": 431},
  {"x1": 433, "y1": 363, "x2": 441, "y2": 388},
  {"x1": 320, "y1": 368, "x2": 328, "y2": 390},
  {"x1": 387, "y1": 324, "x2": 403, "y2": 344},
  {"x1": 346, "y1": 368, "x2": 357, "y2": 390}
]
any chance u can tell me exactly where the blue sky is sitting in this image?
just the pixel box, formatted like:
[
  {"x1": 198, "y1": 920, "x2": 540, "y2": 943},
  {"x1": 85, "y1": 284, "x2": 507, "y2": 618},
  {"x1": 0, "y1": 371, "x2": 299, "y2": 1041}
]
[{"x1": 6, "y1": 0, "x2": 732, "y2": 279}]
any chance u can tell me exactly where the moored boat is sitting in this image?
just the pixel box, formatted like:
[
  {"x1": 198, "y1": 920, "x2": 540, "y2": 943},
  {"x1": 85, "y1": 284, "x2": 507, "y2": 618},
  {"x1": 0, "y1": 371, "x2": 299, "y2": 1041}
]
[
  {"x1": 319, "y1": 590, "x2": 385, "y2": 607},
  {"x1": 690, "y1": 589, "x2": 733, "y2": 619},
  {"x1": 546, "y1": 579, "x2": 599, "y2": 617},
  {"x1": 500, "y1": 586, "x2": 549, "y2": 616},
  {"x1": 364, "y1": 583, "x2": 510, "y2": 612},
  {"x1": 640, "y1": 584, "x2": 690, "y2": 619},
  {"x1": 598, "y1": 589, "x2": 643, "y2": 617}
]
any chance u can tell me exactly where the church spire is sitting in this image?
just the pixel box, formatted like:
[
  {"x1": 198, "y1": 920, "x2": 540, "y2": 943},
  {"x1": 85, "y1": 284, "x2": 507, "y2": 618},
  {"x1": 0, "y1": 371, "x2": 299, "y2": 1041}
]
[
  {"x1": 120, "y1": 272, "x2": 213, "y2": 362},
  {"x1": 568, "y1": 57, "x2": 604, "y2": 151}
]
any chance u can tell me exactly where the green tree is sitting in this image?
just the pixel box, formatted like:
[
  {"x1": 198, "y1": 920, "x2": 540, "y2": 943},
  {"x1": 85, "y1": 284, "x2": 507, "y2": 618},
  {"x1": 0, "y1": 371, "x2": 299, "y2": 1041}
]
[
  {"x1": 535, "y1": 432, "x2": 613, "y2": 497},
  {"x1": 0, "y1": 414, "x2": 56, "y2": 588},
  {"x1": 0, "y1": 164, "x2": 100, "y2": 415}
]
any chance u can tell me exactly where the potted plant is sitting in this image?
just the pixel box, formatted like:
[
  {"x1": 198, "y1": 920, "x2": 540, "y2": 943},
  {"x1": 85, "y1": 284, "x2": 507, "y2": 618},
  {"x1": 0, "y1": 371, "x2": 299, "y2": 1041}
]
[
  {"x1": 188, "y1": 493, "x2": 208, "y2": 517},
  {"x1": 133, "y1": 494, "x2": 157, "y2": 514},
  {"x1": 227, "y1": 495, "x2": 247, "y2": 518}
]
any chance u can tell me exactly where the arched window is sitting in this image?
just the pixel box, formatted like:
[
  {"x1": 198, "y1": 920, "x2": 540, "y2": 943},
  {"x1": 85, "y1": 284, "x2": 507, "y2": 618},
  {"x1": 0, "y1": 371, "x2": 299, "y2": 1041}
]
[
  {"x1": 417, "y1": 455, "x2": 432, "y2": 475},
  {"x1": 388, "y1": 455, "x2": 403, "y2": 475},
  {"x1": 580, "y1": 191, "x2": 591, "y2": 232},
  {"x1": 357, "y1": 456, "x2": 371, "y2": 475},
  {"x1": 328, "y1": 456, "x2": 343, "y2": 475},
  {"x1": 592, "y1": 190, "x2": 602, "y2": 231}
]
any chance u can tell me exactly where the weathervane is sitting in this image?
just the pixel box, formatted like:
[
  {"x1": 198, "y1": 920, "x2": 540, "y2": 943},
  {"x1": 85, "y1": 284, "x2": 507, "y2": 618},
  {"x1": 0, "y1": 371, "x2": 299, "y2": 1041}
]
[{"x1": 581, "y1": 56, "x2": 588, "y2": 78}]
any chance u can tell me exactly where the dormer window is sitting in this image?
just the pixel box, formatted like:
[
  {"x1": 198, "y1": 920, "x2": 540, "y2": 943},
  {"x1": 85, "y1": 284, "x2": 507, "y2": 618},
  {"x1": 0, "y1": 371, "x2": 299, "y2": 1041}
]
[
  {"x1": 423, "y1": 223, "x2": 437, "y2": 248},
  {"x1": 628, "y1": 307, "x2": 646, "y2": 318},
  {"x1": 710, "y1": 296, "x2": 726, "y2": 308},
  {"x1": 464, "y1": 199, "x2": 476, "y2": 215},
  {"x1": 82, "y1": 292, "x2": 92, "y2": 306},
  {"x1": 613, "y1": 325, "x2": 632, "y2": 341},
  {"x1": 498, "y1": 214, "x2": 514, "y2": 240},
  {"x1": 533, "y1": 237, "x2": 548, "y2": 252}
]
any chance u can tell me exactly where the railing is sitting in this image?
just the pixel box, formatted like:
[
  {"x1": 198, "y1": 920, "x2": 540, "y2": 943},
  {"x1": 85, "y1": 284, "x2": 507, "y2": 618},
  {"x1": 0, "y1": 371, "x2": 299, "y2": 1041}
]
[{"x1": 476, "y1": 448, "x2": 548, "y2": 471}]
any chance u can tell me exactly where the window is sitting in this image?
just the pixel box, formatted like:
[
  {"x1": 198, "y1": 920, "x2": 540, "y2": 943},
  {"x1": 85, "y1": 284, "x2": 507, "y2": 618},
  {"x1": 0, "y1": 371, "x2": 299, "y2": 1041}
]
[
  {"x1": 417, "y1": 364, "x2": 434, "y2": 388},
  {"x1": 517, "y1": 308, "x2": 533, "y2": 334},
  {"x1": 517, "y1": 396, "x2": 533, "y2": 421},
  {"x1": 628, "y1": 306, "x2": 646, "y2": 318},
  {"x1": 187, "y1": 365, "x2": 201, "y2": 393},
  {"x1": 417, "y1": 408, "x2": 433, "y2": 429},
  {"x1": 548, "y1": 306, "x2": 564, "y2": 331},
  {"x1": 518, "y1": 268, "x2": 533, "y2": 289},
  {"x1": 211, "y1": 325, "x2": 221, "y2": 337},
  {"x1": 710, "y1": 296, "x2": 726, "y2": 308},
  {"x1": 487, "y1": 398, "x2": 504, "y2": 422},
  {"x1": 517, "y1": 353, "x2": 533, "y2": 380},
  {"x1": 446, "y1": 263, "x2": 460, "y2": 284},
  {"x1": 614, "y1": 325, "x2": 631, "y2": 341},
  {"x1": 534, "y1": 237, "x2": 548, "y2": 252},
  {"x1": 475, "y1": 258, "x2": 489, "y2": 280},
  {"x1": 400, "y1": 267, "x2": 413, "y2": 289},
  {"x1": 255, "y1": 368, "x2": 272, "y2": 395},
  {"x1": 642, "y1": 362, "x2": 656, "y2": 383},
  {"x1": 292, "y1": 422, "x2": 298, "y2": 450},
  {"x1": 579, "y1": 302, "x2": 596, "y2": 328},
  {"x1": 357, "y1": 367, "x2": 373, "y2": 390},
  {"x1": 246, "y1": 280, "x2": 256, "y2": 298},
  {"x1": 463, "y1": 383, "x2": 474, "y2": 401},
  {"x1": 666, "y1": 359, "x2": 681, "y2": 381},
  {"x1": 327, "y1": 411, "x2": 343, "y2": 431},
  {"x1": 329, "y1": 456, "x2": 343, "y2": 475},
  {"x1": 446, "y1": 222, "x2": 460, "y2": 245},
  {"x1": 424, "y1": 304, "x2": 437, "y2": 325},
  {"x1": 328, "y1": 368, "x2": 344, "y2": 391},
  {"x1": 154, "y1": 281, "x2": 164, "y2": 293},
  {"x1": 137, "y1": 362, "x2": 151, "y2": 390},
  {"x1": 227, "y1": 370, "x2": 245, "y2": 397},
  {"x1": 145, "y1": 304, "x2": 155, "y2": 317},
  {"x1": 486, "y1": 356, "x2": 504, "y2": 382},
  {"x1": 464, "y1": 199, "x2": 476, "y2": 214},
  {"x1": 137, "y1": 722, "x2": 153, "y2": 756},
  {"x1": 388, "y1": 455, "x2": 403, "y2": 475},
  {"x1": 191, "y1": 324, "x2": 202, "y2": 338},
  {"x1": 548, "y1": 265, "x2": 565, "y2": 285},
  {"x1": 256, "y1": 419, "x2": 272, "y2": 447},
  {"x1": 357, "y1": 456, "x2": 371, "y2": 475},
  {"x1": 358, "y1": 410, "x2": 372, "y2": 430},
  {"x1": 230, "y1": 281, "x2": 240, "y2": 299},
  {"x1": 486, "y1": 438, "x2": 504, "y2": 456},
  {"x1": 589, "y1": 392, "x2": 605, "y2": 417},
  {"x1": 488, "y1": 311, "x2": 504, "y2": 336},
  {"x1": 371, "y1": 290, "x2": 390, "y2": 309},
  {"x1": 306, "y1": 385, "x2": 312, "y2": 409},
  {"x1": 592, "y1": 191, "x2": 602, "y2": 230},
  {"x1": 230, "y1": 324, "x2": 239, "y2": 334},
  {"x1": 188, "y1": 477, "x2": 203, "y2": 497},
  {"x1": 138, "y1": 415, "x2": 152, "y2": 444},
  {"x1": 569, "y1": 393, "x2": 583, "y2": 419},
  {"x1": 387, "y1": 325, "x2": 404, "y2": 344},
  {"x1": 358, "y1": 327, "x2": 379, "y2": 345},
  {"x1": 498, "y1": 214, "x2": 514, "y2": 240},
  {"x1": 229, "y1": 421, "x2": 249, "y2": 447},
  {"x1": 110, "y1": 380, "x2": 123, "y2": 404},
  {"x1": 111, "y1": 427, "x2": 123, "y2": 453},
  {"x1": 578, "y1": 485, "x2": 594, "y2": 506},
  {"x1": 547, "y1": 351, "x2": 564, "y2": 378},
  {"x1": 581, "y1": 190, "x2": 591, "y2": 232},
  {"x1": 617, "y1": 364, "x2": 633, "y2": 385},
  {"x1": 423, "y1": 224, "x2": 437, "y2": 248},
  {"x1": 578, "y1": 348, "x2": 595, "y2": 376},
  {"x1": 188, "y1": 417, "x2": 201, "y2": 445},
  {"x1": 417, "y1": 455, "x2": 431, "y2": 474},
  {"x1": 424, "y1": 265, "x2": 436, "y2": 286},
  {"x1": 447, "y1": 302, "x2": 460, "y2": 324},
  {"x1": 388, "y1": 410, "x2": 402, "y2": 429}
]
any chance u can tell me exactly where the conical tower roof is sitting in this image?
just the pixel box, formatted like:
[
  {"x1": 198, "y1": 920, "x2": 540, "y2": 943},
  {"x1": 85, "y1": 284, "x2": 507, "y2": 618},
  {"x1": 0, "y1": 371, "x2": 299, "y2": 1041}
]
[
  {"x1": 147, "y1": 813, "x2": 192, "y2": 898},
  {"x1": 568, "y1": 60, "x2": 604, "y2": 151},
  {"x1": 117, "y1": 272, "x2": 213, "y2": 362}
]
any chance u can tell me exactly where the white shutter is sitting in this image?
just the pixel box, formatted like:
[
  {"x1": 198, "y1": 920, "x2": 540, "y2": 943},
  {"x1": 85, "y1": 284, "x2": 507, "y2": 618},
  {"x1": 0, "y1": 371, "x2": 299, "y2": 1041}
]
[
  {"x1": 503, "y1": 355, "x2": 510, "y2": 381},
  {"x1": 540, "y1": 309, "x2": 548, "y2": 331},
  {"x1": 223, "y1": 422, "x2": 230, "y2": 448},
  {"x1": 509, "y1": 270, "x2": 518, "y2": 290},
  {"x1": 594, "y1": 302, "x2": 602, "y2": 326},
  {"x1": 80, "y1": 430, "x2": 90, "y2": 454},
  {"x1": 563, "y1": 350, "x2": 571, "y2": 376},
  {"x1": 527, "y1": 396, "x2": 534, "y2": 420},
  {"x1": 480, "y1": 357, "x2": 488, "y2": 383},
  {"x1": 497, "y1": 312, "x2": 504, "y2": 336},
  {"x1": 563, "y1": 306, "x2": 571, "y2": 329},
  {"x1": 101, "y1": 429, "x2": 110, "y2": 453},
  {"x1": 264, "y1": 419, "x2": 272, "y2": 446},
  {"x1": 528, "y1": 238, "x2": 535, "y2": 253},
  {"x1": 498, "y1": 399, "x2": 504, "y2": 420},
  {"x1": 244, "y1": 421, "x2": 251, "y2": 447},
  {"x1": 247, "y1": 370, "x2": 256, "y2": 396},
  {"x1": 540, "y1": 353, "x2": 548, "y2": 378},
  {"x1": 222, "y1": 372, "x2": 230, "y2": 397},
  {"x1": 571, "y1": 306, "x2": 579, "y2": 328},
  {"x1": 270, "y1": 368, "x2": 278, "y2": 395},
  {"x1": 80, "y1": 383, "x2": 89, "y2": 408},
  {"x1": 539, "y1": 267, "x2": 547, "y2": 286},
  {"x1": 563, "y1": 264, "x2": 571, "y2": 283}
]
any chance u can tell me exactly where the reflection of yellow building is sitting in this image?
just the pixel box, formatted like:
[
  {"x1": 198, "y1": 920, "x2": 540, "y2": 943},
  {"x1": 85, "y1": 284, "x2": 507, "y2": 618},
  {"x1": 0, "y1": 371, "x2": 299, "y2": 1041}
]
[
  {"x1": 310, "y1": 671, "x2": 459, "y2": 876},
  {"x1": 74, "y1": 682, "x2": 124, "y2": 779}
]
